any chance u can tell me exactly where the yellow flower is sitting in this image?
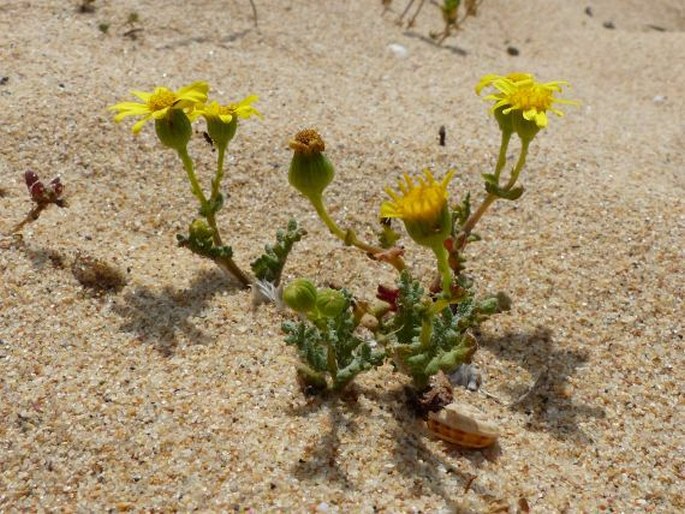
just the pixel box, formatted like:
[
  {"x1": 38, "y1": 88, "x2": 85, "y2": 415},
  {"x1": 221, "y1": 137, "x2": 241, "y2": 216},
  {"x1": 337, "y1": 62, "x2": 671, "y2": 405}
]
[
  {"x1": 109, "y1": 81, "x2": 209, "y2": 134},
  {"x1": 475, "y1": 72, "x2": 533, "y2": 95},
  {"x1": 196, "y1": 95, "x2": 261, "y2": 149},
  {"x1": 381, "y1": 169, "x2": 454, "y2": 225},
  {"x1": 476, "y1": 72, "x2": 577, "y2": 128},
  {"x1": 381, "y1": 170, "x2": 455, "y2": 249},
  {"x1": 197, "y1": 95, "x2": 261, "y2": 124}
]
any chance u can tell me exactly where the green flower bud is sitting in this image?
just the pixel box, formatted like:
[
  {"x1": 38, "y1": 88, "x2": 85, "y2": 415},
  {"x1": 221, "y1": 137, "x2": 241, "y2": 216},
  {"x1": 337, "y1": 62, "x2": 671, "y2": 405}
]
[
  {"x1": 288, "y1": 129, "x2": 335, "y2": 203},
  {"x1": 155, "y1": 108, "x2": 192, "y2": 151},
  {"x1": 283, "y1": 278, "x2": 318, "y2": 313},
  {"x1": 315, "y1": 288, "x2": 347, "y2": 318},
  {"x1": 189, "y1": 218, "x2": 214, "y2": 241}
]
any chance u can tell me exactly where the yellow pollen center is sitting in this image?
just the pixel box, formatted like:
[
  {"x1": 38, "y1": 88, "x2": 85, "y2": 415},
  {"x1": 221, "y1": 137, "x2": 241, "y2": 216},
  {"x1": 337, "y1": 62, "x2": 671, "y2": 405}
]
[
  {"x1": 401, "y1": 186, "x2": 444, "y2": 222},
  {"x1": 148, "y1": 89, "x2": 176, "y2": 111},
  {"x1": 510, "y1": 85, "x2": 553, "y2": 111}
]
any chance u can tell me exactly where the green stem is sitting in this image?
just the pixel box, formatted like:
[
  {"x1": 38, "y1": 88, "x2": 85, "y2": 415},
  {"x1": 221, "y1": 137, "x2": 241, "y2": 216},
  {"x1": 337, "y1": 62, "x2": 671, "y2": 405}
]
[
  {"x1": 494, "y1": 129, "x2": 512, "y2": 182},
  {"x1": 177, "y1": 147, "x2": 208, "y2": 206},
  {"x1": 326, "y1": 340, "x2": 339, "y2": 380},
  {"x1": 178, "y1": 147, "x2": 251, "y2": 288},
  {"x1": 457, "y1": 137, "x2": 530, "y2": 251},
  {"x1": 311, "y1": 196, "x2": 347, "y2": 241},
  {"x1": 432, "y1": 243, "x2": 452, "y2": 297},
  {"x1": 310, "y1": 196, "x2": 406, "y2": 272},
  {"x1": 211, "y1": 145, "x2": 226, "y2": 201},
  {"x1": 504, "y1": 138, "x2": 530, "y2": 190},
  {"x1": 419, "y1": 316, "x2": 433, "y2": 351}
]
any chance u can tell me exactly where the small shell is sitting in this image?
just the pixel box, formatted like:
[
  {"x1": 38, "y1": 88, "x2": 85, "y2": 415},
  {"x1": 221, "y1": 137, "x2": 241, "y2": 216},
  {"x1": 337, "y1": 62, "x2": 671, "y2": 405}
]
[{"x1": 427, "y1": 402, "x2": 499, "y2": 449}]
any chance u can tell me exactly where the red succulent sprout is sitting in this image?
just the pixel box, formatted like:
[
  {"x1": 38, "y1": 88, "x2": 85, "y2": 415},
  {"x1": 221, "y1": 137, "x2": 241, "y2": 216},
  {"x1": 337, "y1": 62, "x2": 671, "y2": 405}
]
[
  {"x1": 377, "y1": 284, "x2": 400, "y2": 311},
  {"x1": 24, "y1": 171, "x2": 65, "y2": 206}
]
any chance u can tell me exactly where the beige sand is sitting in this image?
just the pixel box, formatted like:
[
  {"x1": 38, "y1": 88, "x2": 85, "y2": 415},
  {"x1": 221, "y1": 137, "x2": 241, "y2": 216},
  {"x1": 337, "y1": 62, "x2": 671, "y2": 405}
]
[{"x1": 1, "y1": 0, "x2": 683, "y2": 511}]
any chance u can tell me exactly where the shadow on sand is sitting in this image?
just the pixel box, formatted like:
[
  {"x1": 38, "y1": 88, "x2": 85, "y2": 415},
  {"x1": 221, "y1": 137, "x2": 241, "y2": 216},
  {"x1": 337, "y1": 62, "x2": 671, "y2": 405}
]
[
  {"x1": 113, "y1": 269, "x2": 240, "y2": 356},
  {"x1": 477, "y1": 326, "x2": 606, "y2": 444}
]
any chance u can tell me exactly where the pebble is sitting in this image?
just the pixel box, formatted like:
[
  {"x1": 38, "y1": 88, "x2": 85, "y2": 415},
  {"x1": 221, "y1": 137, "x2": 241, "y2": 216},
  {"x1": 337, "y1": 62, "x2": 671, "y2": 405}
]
[{"x1": 387, "y1": 43, "x2": 408, "y2": 59}]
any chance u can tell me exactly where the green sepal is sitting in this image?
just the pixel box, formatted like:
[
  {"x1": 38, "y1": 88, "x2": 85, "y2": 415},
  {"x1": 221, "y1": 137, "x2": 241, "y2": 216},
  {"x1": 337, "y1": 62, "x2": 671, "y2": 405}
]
[
  {"x1": 206, "y1": 116, "x2": 237, "y2": 151},
  {"x1": 288, "y1": 151, "x2": 335, "y2": 203}
]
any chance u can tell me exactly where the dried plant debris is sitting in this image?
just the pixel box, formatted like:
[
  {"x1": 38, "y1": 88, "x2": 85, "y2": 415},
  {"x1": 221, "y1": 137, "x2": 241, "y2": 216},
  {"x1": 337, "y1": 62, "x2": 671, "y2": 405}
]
[{"x1": 71, "y1": 253, "x2": 127, "y2": 293}]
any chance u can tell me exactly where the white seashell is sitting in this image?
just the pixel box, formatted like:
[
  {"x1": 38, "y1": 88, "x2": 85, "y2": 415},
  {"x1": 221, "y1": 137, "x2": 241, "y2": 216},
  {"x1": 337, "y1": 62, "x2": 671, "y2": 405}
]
[{"x1": 427, "y1": 402, "x2": 499, "y2": 448}]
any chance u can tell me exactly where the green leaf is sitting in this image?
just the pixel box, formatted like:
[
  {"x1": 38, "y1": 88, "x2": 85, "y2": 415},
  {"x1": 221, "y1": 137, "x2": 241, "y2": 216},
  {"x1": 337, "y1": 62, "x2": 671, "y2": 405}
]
[
  {"x1": 251, "y1": 219, "x2": 306, "y2": 284},
  {"x1": 282, "y1": 289, "x2": 385, "y2": 394},
  {"x1": 485, "y1": 182, "x2": 525, "y2": 201}
]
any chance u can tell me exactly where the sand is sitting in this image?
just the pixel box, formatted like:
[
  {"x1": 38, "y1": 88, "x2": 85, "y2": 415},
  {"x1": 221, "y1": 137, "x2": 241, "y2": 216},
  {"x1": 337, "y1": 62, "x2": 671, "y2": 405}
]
[{"x1": 1, "y1": 0, "x2": 683, "y2": 511}]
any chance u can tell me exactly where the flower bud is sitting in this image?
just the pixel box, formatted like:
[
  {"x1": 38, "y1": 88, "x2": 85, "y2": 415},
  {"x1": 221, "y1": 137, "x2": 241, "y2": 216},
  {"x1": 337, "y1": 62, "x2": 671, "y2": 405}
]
[
  {"x1": 155, "y1": 108, "x2": 192, "y2": 151},
  {"x1": 283, "y1": 278, "x2": 318, "y2": 313},
  {"x1": 188, "y1": 218, "x2": 214, "y2": 242},
  {"x1": 288, "y1": 129, "x2": 335, "y2": 203},
  {"x1": 315, "y1": 288, "x2": 347, "y2": 318}
]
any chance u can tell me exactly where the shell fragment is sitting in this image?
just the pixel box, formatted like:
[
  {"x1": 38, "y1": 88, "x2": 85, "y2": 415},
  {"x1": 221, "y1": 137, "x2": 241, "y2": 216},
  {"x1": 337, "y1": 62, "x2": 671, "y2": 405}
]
[{"x1": 427, "y1": 402, "x2": 499, "y2": 449}]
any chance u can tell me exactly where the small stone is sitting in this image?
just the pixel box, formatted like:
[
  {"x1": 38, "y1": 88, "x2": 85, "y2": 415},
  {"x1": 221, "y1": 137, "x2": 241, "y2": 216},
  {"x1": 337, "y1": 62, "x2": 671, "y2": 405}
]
[{"x1": 387, "y1": 43, "x2": 408, "y2": 59}]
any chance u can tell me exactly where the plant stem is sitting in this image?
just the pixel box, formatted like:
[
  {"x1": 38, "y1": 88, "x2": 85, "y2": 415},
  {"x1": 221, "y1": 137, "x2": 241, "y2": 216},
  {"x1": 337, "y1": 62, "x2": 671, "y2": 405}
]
[
  {"x1": 458, "y1": 137, "x2": 530, "y2": 251},
  {"x1": 433, "y1": 243, "x2": 452, "y2": 296},
  {"x1": 211, "y1": 145, "x2": 226, "y2": 201},
  {"x1": 310, "y1": 197, "x2": 406, "y2": 272},
  {"x1": 494, "y1": 130, "x2": 512, "y2": 182},
  {"x1": 326, "y1": 340, "x2": 339, "y2": 380},
  {"x1": 177, "y1": 147, "x2": 208, "y2": 206},
  {"x1": 10, "y1": 204, "x2": 47, "y2": 233},
  {"x1": 177, "y1": 147, "x2": 252, "y2": 288}
]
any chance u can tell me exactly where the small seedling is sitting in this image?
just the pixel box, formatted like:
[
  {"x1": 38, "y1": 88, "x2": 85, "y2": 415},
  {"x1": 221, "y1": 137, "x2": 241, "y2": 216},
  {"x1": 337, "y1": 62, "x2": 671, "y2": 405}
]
[
  {"x1": 392, "y1": 0, "x2": 486, "y2": 44},
  {"x1": 122, "y1": 12, "x2": 143, "y2": 40},
  {"x1": 10, "y1": 171, "x2": 67, "y2": 234}
]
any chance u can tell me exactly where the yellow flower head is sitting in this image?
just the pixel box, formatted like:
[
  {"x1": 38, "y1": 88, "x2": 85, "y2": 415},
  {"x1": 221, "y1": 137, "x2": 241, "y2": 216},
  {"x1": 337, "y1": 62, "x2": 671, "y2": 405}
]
[
  {"x1": 381, "y1": 169, "x2": 454, "y2": 224},
  {"x1": 197, "y1": 95, "x2": 262, "y2": 124},
  {"x1": 381, "y1": 169, "x2": 455, "y2": 248},
  {"x1": 476, "y1": 72, "x2": 577, "y2": 129},
  {"x1": 109, "y1": 81, "x2": 209, "y2": 134}
]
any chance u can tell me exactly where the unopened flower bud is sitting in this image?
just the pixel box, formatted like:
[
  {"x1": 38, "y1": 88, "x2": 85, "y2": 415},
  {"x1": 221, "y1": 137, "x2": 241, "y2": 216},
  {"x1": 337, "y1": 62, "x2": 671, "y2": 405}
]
[
  {"x1": 283, "y1": 278, "x2": 318, "y2": 313},
  {"x1": 189, "y1": 218, "x2": 214, "y2": 241},
  {"x1": 288, "y1": 129, "x2": 335, "y2": 203},
  {"x1": 315, "y1": 288, "x2": 347, "y2": 318}
]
